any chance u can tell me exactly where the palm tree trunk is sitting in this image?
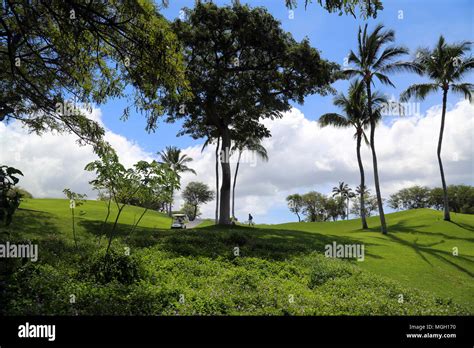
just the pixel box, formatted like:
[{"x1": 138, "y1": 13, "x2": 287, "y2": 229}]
[
  {"x1": 438, "y1": 88, "x2": 451, "y2": 221},
  {"x1": 346, "y1": 196, "x2": 349, "y2": 220},
  {"x1": 356, "y1": 133, "x2": 368, "y2": 229},
  {"x1": 215, "y1": 136, "x2": 220, "y2": 224},
  {"x1": 231, "y1": 151, "x2": 242, "y2": 220},
  {"x1": 366, "y1": 82, "x2": 387, "y2": 234}
]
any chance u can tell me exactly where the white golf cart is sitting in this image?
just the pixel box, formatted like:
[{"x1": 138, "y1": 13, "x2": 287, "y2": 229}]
[{"x1": 171, "y1": 213, "x2": 188, "y2": 229}]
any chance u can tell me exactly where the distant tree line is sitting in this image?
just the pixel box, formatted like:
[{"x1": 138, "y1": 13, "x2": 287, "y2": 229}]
[{"x1": 389, "y1": 185, "x2": 474, "y2": 214}]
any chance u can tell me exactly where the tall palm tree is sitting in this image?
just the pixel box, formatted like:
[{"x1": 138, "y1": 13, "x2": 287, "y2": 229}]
[
  {"x1": 158, "y1": 146, "x2": 196, "y2": 215},
  {"x1": 344, "y1": 24, "x2": 421, "y2": 234},
  {"x1": 231, "y1": 137, "x2": 269, "y2": 220},
  {"x1": 401, "y1": 36, "x2": 473, "y2": 221},
  {"x1": 320, "y1": 80, "x2": 371, "y2": 228}
]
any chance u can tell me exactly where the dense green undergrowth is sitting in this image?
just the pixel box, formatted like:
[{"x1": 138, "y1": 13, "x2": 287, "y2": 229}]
[{"x1": 0, "y1": 199, "x2": 471, "y2": 315}]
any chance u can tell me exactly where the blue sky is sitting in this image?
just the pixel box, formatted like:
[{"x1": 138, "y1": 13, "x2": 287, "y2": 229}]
[{"x1": 100, "y1": 0, "x2": 474, "y2": 154}]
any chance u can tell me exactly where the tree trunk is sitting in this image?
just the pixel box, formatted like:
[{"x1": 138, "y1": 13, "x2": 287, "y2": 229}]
[
  {"x1": 71, "y1": 208, "x2": 77, "y2": 248},
  {"x1": 215, "y1": 136, "x2": 220, "y2": 224},
  {"x1": 346, "y1": 196, "x2": 349, "y2": 220},
  {"x1": 296, "y1": 212, "x2": 301, "y2": 222},
  {"x1": 98, "y1": 197, "x2": 112, "y2": 246},
  {"x1": 219, "y1": 129, "x2": 231, "y2": 225},
  {"x1": 106, "y1": 204, "x2": 125, "y2": 256},
  {"x1": 438, "y1": 88, "x2": 451, "y2": 221},
  {"x1": 356, "y1": 133, "x2": 368, "y2": 229},
  {"x1": 231, "y1": 151, "x2": 242, "y2": 219},
  {"x1": 128, "y1": 208, "x2": 148, "y2": 239},
  {"x1": 193, "y1": 204, "x2": 198, "y2": 221},
  {"x1": 168, "y1": 189, "x2": 173, "y2": 217},
  {"x1": 366, "y1": 82, "x2": 387, "y2": 234}
]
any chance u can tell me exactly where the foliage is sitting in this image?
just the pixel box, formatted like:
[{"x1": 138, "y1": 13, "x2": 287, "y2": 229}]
[
  {"x1": 0, "y1": 0, "x2": 187, "y2": 144},
  {"x1": 286, "y1": 194, "x2": 304, "y2": 222},
  {"x1": 181, "y1": 202, "x2": 200, "y2": 221},
  {"x1": 388, "y1": 186, "x2": 431, "y2": 210},
  {"x1": 182, "y1": 182, "x2": 214, "y2": 221},
  {"x1": 0, "y1": 165, "x2": 23, "y2": 226},
  {"x1": 350, "y1": 193, "x2": 379, "y2": 217},
  {"x1": 81, "y1": 248, "x2": 146, "y2": 285},
  {"x1": 285, "y1": 0, "x2": 383, "y2": 19},
  {"x1": 8, "y1": 186, "x2": 33, "y2": 199},
  {"x1": 301, "y1": 191, "x2": 328, "y2": 222}
]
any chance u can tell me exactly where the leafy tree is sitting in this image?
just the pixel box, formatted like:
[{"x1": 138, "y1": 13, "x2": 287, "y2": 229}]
[
  {"x1": 344, "y1": 24, "x2": 420, "y2": 234},
  {"x1": 1, "y1": 0, "x2": 187, "y2": 144},
  {"x1": 320, "y1": 80, "x2": 373, "y2": 228},
  {"x1": 0, "y1": 165, "x2": 23, "y2": 226},
  {"x1": 62, "y1": 188, "x2": 87, "y2": 248},
  {"x1": 160, "y1": 2, "x2": 338, "y2": 225},
  {"x1": 127, "y1": 160, "x2": 178, "y2": 238},
  {"x1": 231, "y1": 137, "x2": 268, "y2": 219},
  {"x1": 351, "y1": 192, "x2": 379, "y2": 217},
  {"x1": 85, "y1": 142, "x2": 143, "y2": 255},
  {"x1": 286, "y1": 193, "x2": 304, "y2": 222},
  {"x1": 324, "y1": 196, "x2": 345, "y2": 221},
  {"x1": 430, "y1": 185, "x2": 474, "y2": 214},
  {"x1": 159, "y1": 146, "x2": 196, "y2": 215},
  {"x1": 182, "y1": 181, "x2": 215, "y2": 221},
  {"x1": 401, "y1": 36, "x2": 473, "y2": 221},
  {"x1": 285, "y1": 0, "x2": 383, "y2": 18},
  {"x1": 302, "y1": 191, "x2": 328, "y2": 222},
  {"x1": 181, "y1": 202, "x2": 200, "y2": 221},
  {"x1": 388, "y1": 186, "x2": 431, "y2": 210},
  {"x1": 7, "y1": 186, "x2": 33, "y2": 199}
]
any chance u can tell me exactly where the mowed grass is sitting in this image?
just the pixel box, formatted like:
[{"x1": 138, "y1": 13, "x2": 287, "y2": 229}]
[
  {"x1": 1, "y1": 199, "x2": 472, "y2": 315},
  {"x1": 261, "y1": 209, "x2": 474, "y2": 310}
]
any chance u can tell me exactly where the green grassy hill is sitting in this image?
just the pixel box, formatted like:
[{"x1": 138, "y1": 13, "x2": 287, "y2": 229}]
[
  {"x1": 262, "y1": 209, "x2": 474, "y2": 311},
  {"x1": 1, "y1": 199, "x2": 472, "y2": 315}
]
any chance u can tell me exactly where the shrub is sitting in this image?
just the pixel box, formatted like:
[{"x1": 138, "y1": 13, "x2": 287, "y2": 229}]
[{"x1": 81, "y1": 249, "x2": 145, "y2": 285}]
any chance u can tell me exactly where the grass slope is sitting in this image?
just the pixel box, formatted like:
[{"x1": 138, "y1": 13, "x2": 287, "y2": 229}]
[
  {"x1": 261, "y1": 209, "x2": 474, "y2": 310},
  {"x1": 0, "y1": 199, "x2": 472, "y2": 315}
]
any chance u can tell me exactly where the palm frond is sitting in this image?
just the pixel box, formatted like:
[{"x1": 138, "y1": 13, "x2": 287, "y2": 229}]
[
  {"x1": 451, "y1": 83, "x2": 474, "y2": 102},
  {"x1": 400, "y1": 83, "x2": 439, "y2": 102},
  {"x1": 319, "y1": 113, "x2": 350, "y2": 128}
]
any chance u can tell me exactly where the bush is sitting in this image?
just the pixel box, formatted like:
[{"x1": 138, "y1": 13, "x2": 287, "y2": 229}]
[{"x1": 81, "y1": 249, "x2": 146, "y2": 285}]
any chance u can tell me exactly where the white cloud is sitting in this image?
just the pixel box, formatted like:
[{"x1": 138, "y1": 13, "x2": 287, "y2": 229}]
[
  {"x1": 0, "y1": 108, "x2": 153, "y2": 198},
  {"x1": 1, "y1": 100, "x2": 472, "y2": 223}
]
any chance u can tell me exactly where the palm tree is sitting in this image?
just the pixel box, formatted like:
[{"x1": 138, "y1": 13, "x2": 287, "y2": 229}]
[
  {"x1": 320, "y1": 80, "x2": 371, "y2": 228},
  {"x1": 158, "y1": 146, "x2": 196, "y2": 215},
  {"x1": 344, "y1": 24, "x2": 421, "y2": 234},
  {"x1": 401, "y1": 36, "x2": 473, "y2": 221},
  {"x1": 231, "y1": 137, "x2": 268, "y2": 220},
  {"x1": 332, "y1": 182, "x2": 351, "y2": 220}
]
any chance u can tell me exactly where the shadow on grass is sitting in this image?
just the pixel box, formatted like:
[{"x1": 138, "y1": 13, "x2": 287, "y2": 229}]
[
  {"x1": 373, "y1": 219, "x2": 474, "y2": 244},
  {"x1": 386, "y1": 233, "x2": 474, "y2": 278},
  {"x1": 78, "y1": 220, "x2": 382, "y2": 261},
  {"x1": 0, "y1": 208, "x2": 61, "y2": 239}
]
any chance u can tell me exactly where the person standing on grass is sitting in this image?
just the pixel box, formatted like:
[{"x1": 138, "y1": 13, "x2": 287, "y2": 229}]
[{"x1": 248, "y1": 213, "x2": 253, "y2": 226}]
